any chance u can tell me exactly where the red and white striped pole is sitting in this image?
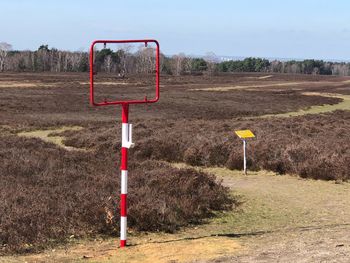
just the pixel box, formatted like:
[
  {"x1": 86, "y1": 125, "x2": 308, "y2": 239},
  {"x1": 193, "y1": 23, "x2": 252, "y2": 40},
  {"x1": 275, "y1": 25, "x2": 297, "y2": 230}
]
[
  {"x1": 120, "y1": 103, "x2": 133, "y2": 247},
  {"x1": 89, "y1": 39, "x2": 160, "y2": 249}
]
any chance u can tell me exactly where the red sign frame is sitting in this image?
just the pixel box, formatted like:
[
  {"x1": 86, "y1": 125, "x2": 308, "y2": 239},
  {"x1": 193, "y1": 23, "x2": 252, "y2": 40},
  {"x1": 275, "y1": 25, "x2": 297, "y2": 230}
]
[{"x1": 89, "y1": 39, "x2": 160, "y2": 106}]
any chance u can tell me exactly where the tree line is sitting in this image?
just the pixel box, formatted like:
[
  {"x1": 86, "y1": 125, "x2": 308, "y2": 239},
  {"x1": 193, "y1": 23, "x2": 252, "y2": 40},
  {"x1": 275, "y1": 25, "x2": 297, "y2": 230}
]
[
  {"x1": 217, "y1": 57, "x2": 350, "y2": 76},
  {"x1": 1, "y1": 42, "x2": 350, "y2": 76}
]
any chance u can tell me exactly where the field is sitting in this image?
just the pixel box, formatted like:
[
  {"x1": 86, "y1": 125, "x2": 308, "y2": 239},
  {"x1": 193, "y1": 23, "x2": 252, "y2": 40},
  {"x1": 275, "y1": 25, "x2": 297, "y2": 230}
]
[{"x1": 1, "y1": 72, "x2": 350, "y2": 262}]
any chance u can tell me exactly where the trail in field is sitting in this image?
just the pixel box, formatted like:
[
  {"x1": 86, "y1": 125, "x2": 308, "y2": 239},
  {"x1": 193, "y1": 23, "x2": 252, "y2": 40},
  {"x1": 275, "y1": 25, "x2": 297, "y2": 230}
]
[
  {"x1": 190, "y1": 80, "x2": 346, "y2": 91},
  {"x1": 17, "y1": 126, "x2": 85, "y2": 151},
  {"x1": 191, "y1": 81, "x2": 308, "y2": 91},
  {"x1": 258, "y1": 75, "x2": 273, "y2": 79},
  {"x1": 191, "y1": 79, "x2": 350, "y2": 117},
  {"x1": 4, "y1": 167, "x2": 350, "y2": 263},
  {"x1": 0, "y1": 236, "x2": 240, "y2": 263},
  {"x1": 0, "y1": 81, "x2": 55, "y2": 88},
  {"x1": 191, "y1": 78, "x2": 350, "y2": 92},
  {"x1": 79, "y1": 81, "x2": 140, "y2": 85},
  {"x1": 204, "y1": 167, "x2": 350, "y2": 262},
  {"x1": 259, "y1": 92, "x2": 350, "y2": 118}
]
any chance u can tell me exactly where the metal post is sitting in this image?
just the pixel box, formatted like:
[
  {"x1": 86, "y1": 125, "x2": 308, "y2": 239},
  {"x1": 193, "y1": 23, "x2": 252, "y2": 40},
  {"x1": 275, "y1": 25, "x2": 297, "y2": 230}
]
[
  {"x1": 120, "y1": 103, "x2": 129, "y2": 247},
  {"x1": 243, "y1": 139, "x2": 247, "y2": 175},
  {"x1": 89, "y1": 39, "x2": 159, "y2": 249}
]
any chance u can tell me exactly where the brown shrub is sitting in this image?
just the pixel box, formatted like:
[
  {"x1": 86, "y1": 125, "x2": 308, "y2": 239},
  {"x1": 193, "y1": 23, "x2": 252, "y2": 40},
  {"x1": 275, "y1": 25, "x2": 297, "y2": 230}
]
[
  {"x1": 63, "y1": 111, "x2": 350, "y2": 181},
  {"x1": 1, "y1": 73, "x2": 350, "y2": 254},
  {"x1": 0, "y1": 135, "x2": 234, "y2": 253},
  {"x1": 226, "y1": 150, "x2": 244, "y2": 170},
  {"x1": 134, "y1": 137, "x2": 184, "y2": 162},
  {"x1": 183, "y1": 147, "x2": 204, "y2": 166},
  {"x1": 128, "y1": 161, "x2": 235, "y2": 232}
]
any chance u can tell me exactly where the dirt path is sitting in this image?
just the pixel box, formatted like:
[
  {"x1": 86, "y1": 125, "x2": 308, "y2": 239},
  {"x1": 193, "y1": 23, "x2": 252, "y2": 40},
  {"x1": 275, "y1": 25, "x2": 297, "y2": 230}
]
[
  {"x1": 2, "y1": 168, "x2": 349, "y2": 262},
  {"x1": 17, "y1": 126, "x2": 85, "y2": 151},
  {"x1": 204, "y1": 168, "x2": 350, "y2": 262},
  {"x1": 191, "y1": 78, "x2": 350, "y2": 118},
  {"x1": 259, "y1": 92, "x2": 350, "y2": 118},
  {"x1": 191, "y1": 81, "x2": 311, "y2": 91}
]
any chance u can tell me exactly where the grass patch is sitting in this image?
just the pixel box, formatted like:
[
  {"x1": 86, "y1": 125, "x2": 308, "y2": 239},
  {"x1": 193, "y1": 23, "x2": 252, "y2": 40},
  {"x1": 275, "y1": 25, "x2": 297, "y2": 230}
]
[
  {"x1": 191, "y1": 81, "x2": 321, "y2": 91},
  {"x1": 79, "y1": 81, "x2": 132, "y2": 86},
  {"x1": 260, "y1": 93, "x2": 350, "y2": 118},
  {"x1": 104, "y1": 236, "x2": 240, "y2": 263},
  {"x1": 17, "y1": 126, "x2": 84, "y2": 151},
  {"x1": 0, "y1": 81, "x2": 55, "y2": 88},
  {"x1": 171, "y1": 165, "x2": 306, "y2": 234}
]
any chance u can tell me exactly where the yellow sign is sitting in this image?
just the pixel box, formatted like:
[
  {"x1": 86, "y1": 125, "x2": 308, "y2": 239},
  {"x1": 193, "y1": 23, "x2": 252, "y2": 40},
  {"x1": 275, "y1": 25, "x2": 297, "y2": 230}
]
[{"x1": 235, "y1": 130, "x2": 255, "y2": 139}]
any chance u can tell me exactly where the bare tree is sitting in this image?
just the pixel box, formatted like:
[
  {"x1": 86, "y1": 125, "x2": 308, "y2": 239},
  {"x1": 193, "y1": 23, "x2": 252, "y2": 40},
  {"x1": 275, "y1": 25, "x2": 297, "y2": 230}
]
[
  {"x1": 104, "y1": 55, "x2": 113, "y2": 73},
  {"x1": 0, "y1": 42, "x2": 12, "y2": 72},
  {"x1": 204, "y1": 52, "x2": 219, "y2": 75},
  {"x1": 117, "y1": 44, "x2": 133, "y2": 76},
  {"x1": 136, "y1": 46, "x2": 156, "y2": 74},
  {"x1": 171, "y1": 53, "x2": 186, "y2": 75}
]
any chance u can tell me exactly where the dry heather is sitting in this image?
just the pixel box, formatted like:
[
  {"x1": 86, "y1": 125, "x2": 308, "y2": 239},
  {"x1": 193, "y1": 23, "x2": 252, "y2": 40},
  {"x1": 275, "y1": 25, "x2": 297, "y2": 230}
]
[
  {"x1": 63, "y1": 110, "x2": 350, "y2": 181},
  {"x1": 0, "y1": 135, "x2": 235, "y2": 253},
  {"x1": 0, "y1": 73, "x2": 342, "y2": 128},
  {"x1": 1, "y1": 72, "x2": 349, "y2": 254}
]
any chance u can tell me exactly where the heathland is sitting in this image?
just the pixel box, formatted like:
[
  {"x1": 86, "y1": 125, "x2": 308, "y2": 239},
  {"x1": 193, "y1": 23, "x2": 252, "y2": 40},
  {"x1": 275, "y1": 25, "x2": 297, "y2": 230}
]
[{"x1": 0, "y1": 72, "x2": 349, "y2": 261}]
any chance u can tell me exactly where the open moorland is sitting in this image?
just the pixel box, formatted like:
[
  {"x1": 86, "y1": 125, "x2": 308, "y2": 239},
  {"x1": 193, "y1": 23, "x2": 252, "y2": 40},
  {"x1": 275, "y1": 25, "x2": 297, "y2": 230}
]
[{"x1": 0, "y1": 72, "x2": 350, "y2": 262}]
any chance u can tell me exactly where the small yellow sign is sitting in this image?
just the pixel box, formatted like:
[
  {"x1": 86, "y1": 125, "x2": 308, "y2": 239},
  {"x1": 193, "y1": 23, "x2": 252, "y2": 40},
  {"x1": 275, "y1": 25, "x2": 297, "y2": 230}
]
[{"x1": 235, "y1": 130, "x2": 255, "y2": 139}]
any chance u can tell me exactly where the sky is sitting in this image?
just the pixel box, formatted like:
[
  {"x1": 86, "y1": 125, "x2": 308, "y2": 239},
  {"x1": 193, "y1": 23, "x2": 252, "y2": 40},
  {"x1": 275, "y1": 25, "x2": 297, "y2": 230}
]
[{"x1": 1, "y1": 0, "x2": 350, "y2": 61}]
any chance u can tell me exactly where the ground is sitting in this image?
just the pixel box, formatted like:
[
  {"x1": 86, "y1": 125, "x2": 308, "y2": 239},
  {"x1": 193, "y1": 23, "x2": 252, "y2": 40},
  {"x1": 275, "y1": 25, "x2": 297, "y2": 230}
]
[
  {"x1": 1, "y1": 167, "x2": 349, "y2": 262},
  {"x1": 211, "y1": 168, "x2": 350, "y2": 262},
  {"x1": 0, "y1": 72, "x2": 349, "y2": 262}
]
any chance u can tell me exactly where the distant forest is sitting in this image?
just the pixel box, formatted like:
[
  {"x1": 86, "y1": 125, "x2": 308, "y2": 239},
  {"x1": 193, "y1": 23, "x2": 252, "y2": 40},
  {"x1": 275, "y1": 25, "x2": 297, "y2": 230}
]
[{"x1": 1, "y1": 43, "x2": 350, "y2": 76}]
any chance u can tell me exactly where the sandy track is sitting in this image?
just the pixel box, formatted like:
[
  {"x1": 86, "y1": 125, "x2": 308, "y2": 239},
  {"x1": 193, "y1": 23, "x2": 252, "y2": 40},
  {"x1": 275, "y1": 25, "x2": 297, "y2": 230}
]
[
  {"x1": 17, "y1": 126, "x2": 85, "y2": 151},
  {"x1": 259, "y1": 92, "x2": 350, "y2": 118},
  {"x1": 206, "y1": 168, "x2": 350, "y2": 263}
]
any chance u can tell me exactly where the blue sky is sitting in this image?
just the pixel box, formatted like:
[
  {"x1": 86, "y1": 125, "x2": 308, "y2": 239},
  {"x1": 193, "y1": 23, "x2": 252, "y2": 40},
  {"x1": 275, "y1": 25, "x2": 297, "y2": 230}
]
[{"x1": 1, "y1": 0, "x2": 350, "y2": 60}]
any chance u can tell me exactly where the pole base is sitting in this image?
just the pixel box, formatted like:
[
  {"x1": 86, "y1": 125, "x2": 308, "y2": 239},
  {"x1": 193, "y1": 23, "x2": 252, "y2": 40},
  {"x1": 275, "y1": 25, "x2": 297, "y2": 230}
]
[{"x1": 120, "y1": 240, "x2": 127, "y2": 248}]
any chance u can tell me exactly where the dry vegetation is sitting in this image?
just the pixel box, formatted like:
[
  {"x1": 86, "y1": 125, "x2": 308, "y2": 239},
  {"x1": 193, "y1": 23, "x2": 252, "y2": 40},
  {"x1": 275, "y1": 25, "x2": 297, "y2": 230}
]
[
  {"x1": 3, "y1": 168, "x2": 350, "y2": 263},
  {"x1": 0, "y1": 135, "x2": 234, "y2": 253},
  {"x1": 0, "y1": 72, "x2": 349, "y2": 254}
]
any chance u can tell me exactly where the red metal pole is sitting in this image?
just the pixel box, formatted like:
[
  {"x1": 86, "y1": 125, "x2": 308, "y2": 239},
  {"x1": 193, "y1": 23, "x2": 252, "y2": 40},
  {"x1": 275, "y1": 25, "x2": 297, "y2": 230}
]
[
  {"x1": 120, "y1": 103, "x2": 129, "y2": 247},
  {"x1": 89, "y1": 39, "x2": 160, "y2": 248}
]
